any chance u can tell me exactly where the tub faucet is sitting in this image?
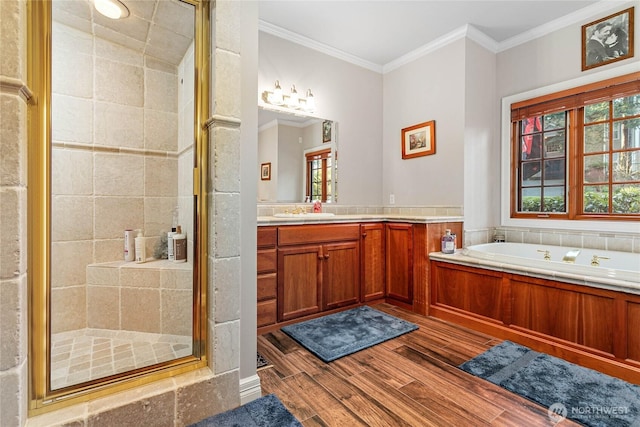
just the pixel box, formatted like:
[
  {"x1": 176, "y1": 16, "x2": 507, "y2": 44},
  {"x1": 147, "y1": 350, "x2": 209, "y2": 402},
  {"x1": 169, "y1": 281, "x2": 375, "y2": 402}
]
[
  {"x1": 591, "y1": 255, "x2": 610, "y2": 267},
  {"x1": 562, "y1": 249, "x2": 581, "y2": 264},
  {"x1": 537, "y1": 249, "x2": 551, "y2": 261}
]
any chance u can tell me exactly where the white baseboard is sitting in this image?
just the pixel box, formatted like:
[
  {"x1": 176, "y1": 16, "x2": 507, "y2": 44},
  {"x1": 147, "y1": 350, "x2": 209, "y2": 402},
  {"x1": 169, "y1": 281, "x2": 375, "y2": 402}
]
[{"x1": 239, "y1": 374, "x2": 262, "y2": 405}]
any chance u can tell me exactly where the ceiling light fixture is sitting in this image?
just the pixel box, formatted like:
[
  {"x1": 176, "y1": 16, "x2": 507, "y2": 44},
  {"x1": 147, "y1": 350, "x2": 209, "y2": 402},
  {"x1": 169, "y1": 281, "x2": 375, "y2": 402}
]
[
  {"x1": 94, "y1": 0, "x2": 130, "y2": 19},
  {"x1": 262, "y1": 81, "x2": 316, "y2": 113}
]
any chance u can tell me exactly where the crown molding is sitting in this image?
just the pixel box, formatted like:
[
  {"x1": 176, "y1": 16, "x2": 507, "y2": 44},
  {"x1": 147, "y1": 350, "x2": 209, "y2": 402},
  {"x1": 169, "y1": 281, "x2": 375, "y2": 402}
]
[
  {"x1": 383, "y1": 24, "x2": 498, "y2": 73},
  {"x1": 259, "y1": 1, "x2": 633, "y2": 74},
  {"x1": 496, "y1": 0, "x2": 630, "y2": 52},
  {"x1": 258, "y1": 20, "x2": 383, "y2": 73}
]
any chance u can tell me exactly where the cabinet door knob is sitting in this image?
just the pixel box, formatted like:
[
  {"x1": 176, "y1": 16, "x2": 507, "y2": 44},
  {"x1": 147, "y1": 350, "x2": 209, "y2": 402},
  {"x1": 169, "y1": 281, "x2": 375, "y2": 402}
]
[
  {"x1": 324, "y1": 254, "x2": 329, "y2": 259},
  {"x1": 362, "y1": 232, "x2": 367, "y2": 238}
]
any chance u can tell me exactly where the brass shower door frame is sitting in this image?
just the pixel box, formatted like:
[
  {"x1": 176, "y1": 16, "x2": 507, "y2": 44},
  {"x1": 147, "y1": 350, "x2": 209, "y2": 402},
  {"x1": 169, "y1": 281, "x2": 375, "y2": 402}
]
[{"x1": 27, "y1": 0, "x2": 210, "y2": 415}]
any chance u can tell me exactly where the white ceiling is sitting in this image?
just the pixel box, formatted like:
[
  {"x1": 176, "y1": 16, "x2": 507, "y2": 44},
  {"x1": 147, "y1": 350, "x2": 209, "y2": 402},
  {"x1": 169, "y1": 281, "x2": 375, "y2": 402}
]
[{"x1": 258, "y1": 0, "x2": 628, "y2": 72}]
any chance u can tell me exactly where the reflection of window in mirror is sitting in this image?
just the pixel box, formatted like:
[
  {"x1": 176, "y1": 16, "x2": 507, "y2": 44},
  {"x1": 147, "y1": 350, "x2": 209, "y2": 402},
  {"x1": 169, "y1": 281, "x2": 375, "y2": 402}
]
[{"x1": 306, "y1": 148, "x2": 333, "y2": 202}]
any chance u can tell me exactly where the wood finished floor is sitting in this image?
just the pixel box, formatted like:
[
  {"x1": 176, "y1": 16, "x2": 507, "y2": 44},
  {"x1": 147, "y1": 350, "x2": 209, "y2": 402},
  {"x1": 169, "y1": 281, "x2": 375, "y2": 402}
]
[{"x1": 257, "y1": 303, "x2": 580, "y2": 426}]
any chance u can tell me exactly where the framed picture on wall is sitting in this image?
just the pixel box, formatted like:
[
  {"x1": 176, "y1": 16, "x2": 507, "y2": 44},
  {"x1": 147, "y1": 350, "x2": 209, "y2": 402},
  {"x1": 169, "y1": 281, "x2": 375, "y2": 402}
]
[
  {"x1": 322, "y1": 120, "x2": 332, "y2": 143},
  {"x1": 401, "y1": 120, "x2": 436, "y2": 159},
  {"x1": 582, "y1": 7, "x2": 634, "y2": 71},
  {"x1": 260, "y1": 162, "x2": 271, "y2": 180}
]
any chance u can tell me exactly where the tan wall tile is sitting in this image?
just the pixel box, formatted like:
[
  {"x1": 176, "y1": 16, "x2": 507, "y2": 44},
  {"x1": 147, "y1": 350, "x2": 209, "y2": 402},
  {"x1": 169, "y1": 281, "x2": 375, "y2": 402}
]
[
  {"x1": 94, "y1": 197, "x2": 143, "y2": 239},
  {"x1": 120, "y1": 266, "x2": 160, "y2": 288},
  {"x1": 95, "y1": 57, "x2": 144, "y2": 107},
  {"x1": 144, "y1": 109, "x2": 178, "y2": 151},
  {"x1": 145, "y1": 69, "x2": 178, "y2": 113},
  {"x1": 51, "y1": 241, "x2": 93, "y2": 287},
  {"x1": 94, "y1": 153, "x2": 144, "y2": 196},
  {"x1": 87, "y1": 286, "x2": 119, "y2": 330},
  {"x1": 94, "y1": 102, "x2": 144, "y2": 149},
  {"x1": 51, "y1": 195, "x2": 94, "y2": 241},
  {"x1": 0, "y1": 95, "x2": 26, "y2": 186},
  {"x1": 145, "y1": 157, "x2": 178, "y2": 197},
  {"x1": 144, "y1": 197, "x2": 177, "y2": 238},
  {"x1": 51, "y1": 148, "x2": 93, "y2": 195},
  {"x1": 51, "y1": 94, "x2": 93, "y2": 143},
  {"x1": 175, "y1": 370, "x2": 240, "y2": 426},
  {"x1": 121, "y1": 288, "x2": 160, "y2": 333},
  {"x1": 87, "y1": 390, "x2": 175, "y2": 427},
  {"x1": 51, "y1": 286, "x2": 87, "y2": 333},
  {"x1": 161, "y1": 289, "x2": 192, "y2": 336}
]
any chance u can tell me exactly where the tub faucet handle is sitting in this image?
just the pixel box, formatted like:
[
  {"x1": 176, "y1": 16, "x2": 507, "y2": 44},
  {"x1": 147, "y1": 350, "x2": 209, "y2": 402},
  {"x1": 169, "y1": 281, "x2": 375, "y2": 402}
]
[
  {"x1": 591, "y1": 255, "x2": 610, "y2": 267},
  {"x1": 537, "y1": 249, "x2": 551, "y2": 261}
]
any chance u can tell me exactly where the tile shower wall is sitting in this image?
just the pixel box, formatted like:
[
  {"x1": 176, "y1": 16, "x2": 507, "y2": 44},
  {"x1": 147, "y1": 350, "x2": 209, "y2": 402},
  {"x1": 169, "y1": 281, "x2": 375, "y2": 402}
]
[{"x1": 50, "y1": 22, "x2": 187, "y2": 334}]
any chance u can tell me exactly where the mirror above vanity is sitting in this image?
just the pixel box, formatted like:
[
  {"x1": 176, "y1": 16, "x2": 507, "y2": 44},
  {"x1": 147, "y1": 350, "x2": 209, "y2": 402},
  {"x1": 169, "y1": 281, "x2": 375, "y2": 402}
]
[{"x1": 258, "y1": 106, "x2": 338, "y2": 203}]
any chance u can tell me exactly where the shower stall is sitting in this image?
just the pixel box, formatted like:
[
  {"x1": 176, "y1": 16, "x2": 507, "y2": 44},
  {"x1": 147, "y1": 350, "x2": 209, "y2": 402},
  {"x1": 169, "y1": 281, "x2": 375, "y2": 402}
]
[{"x1": 49, "y1": 0, "x2": 196, "y2": 389}]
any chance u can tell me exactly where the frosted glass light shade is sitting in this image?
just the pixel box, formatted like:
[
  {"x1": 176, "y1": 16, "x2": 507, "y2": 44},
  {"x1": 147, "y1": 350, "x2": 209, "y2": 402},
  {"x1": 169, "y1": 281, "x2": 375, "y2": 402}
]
[{"x1": 94, "y1": 0, "x2": 130, "y2": 19}]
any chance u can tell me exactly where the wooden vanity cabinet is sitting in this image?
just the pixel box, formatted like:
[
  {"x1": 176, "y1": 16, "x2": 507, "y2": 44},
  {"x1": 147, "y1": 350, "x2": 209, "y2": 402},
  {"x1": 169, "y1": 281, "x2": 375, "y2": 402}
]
[
  {"x1": 360, "y1": 223, "x2": 385, "y2": 302},
  {"x1": 385, "y1": 223, "x2": 414, "y2": 306},
  {"x1": 257, "y1": 227, "x2": 277, "y2": 327},
  {"x1": 277, "y1": 224, "x2": 361, "y2": 322}
]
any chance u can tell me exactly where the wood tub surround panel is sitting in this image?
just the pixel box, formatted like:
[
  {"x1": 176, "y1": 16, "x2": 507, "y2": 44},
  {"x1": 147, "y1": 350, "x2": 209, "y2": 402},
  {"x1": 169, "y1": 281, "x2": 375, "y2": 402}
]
[
  {"x1": 430, "y1": 260, "x2": 640, "y2": 384},
  {"x1": 628, "y1": 302, "x2": 640, "y2": 361},
  {"x1": 432, "y1": 263, "x2": 503, "y2": 322}
]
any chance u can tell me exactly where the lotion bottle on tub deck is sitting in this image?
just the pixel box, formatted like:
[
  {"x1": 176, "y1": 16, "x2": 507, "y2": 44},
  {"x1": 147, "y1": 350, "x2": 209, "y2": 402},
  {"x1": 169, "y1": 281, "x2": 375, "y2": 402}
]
[{"x1": 441, "y1": 229, "x2": 455, "y2": 254}]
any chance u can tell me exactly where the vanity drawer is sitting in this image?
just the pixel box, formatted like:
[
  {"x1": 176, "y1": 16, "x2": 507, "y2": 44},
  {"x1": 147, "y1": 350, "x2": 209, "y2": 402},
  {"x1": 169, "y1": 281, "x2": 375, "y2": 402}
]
[
  {"x1": 257, "y1": 299, "x2": 277, "y2": 327},
  {"x1": 278, "y1": 224, "x2": 360, "y2": 246},
  {"x1": 257, "y1": 249, "x2": 277, "y2": 274},
  {"x1": 258, "y1": 227, "x2": 277, "y2": 248},
  {"x1": 257, "y1": 273, "x2": 277, "y2": 301}
]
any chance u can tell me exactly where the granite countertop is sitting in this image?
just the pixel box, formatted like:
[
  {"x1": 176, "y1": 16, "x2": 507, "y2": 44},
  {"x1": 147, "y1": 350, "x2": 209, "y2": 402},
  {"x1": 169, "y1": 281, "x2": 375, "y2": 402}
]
[{"x1": 257, "y1": 214, "x2": 464, "y2": 226}]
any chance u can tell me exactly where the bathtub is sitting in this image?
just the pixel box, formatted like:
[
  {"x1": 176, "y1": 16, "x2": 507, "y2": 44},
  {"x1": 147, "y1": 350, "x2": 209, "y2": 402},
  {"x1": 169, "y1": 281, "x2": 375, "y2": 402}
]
[{"x1": 459, "y1": 242, "x2": 639, "y2": 286}]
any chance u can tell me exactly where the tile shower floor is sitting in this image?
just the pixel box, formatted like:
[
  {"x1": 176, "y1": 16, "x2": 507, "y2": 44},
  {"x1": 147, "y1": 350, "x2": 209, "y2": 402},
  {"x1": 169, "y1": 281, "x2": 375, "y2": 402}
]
[{"x1": 51, "y1": 329, "x2": 192, "y2": 389}]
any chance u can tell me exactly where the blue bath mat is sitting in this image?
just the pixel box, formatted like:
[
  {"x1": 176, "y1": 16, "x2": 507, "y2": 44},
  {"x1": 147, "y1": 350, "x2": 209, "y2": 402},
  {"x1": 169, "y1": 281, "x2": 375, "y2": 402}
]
[
  {"x1": 459, "y1": 341, "x2": 640, "y2": 426},
  {"x1": 189, "y1": 394, "x2": 301, "y2": 427},
  {"x1": 281, "y1": 305, "x2": 418, "y2": 362}
]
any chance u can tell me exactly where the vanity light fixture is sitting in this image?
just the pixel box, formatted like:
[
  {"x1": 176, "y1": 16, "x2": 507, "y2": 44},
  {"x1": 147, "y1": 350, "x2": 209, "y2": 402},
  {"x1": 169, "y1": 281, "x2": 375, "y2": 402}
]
[
  {"x1": 287, "y1": 85, "x2": 299, "y2": 108},
  {"x1": 262, "y1": 81, "x2": 316, "y2": 113},
  {"x1": 271, "y1": 80, "x2": 284, "y2": 105},
  {"x1": 94, "y1": 0, "x2": 130, "y2": 20},
  {"x1": 304, "y1": 89, "x2": 315, "y2": 112}
]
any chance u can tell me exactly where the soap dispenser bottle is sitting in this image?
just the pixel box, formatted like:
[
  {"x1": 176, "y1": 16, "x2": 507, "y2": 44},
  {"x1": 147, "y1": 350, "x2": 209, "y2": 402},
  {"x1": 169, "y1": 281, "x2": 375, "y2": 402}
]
[{"x1": 441, "y1": 229, "x2": 455, "y2": 254}]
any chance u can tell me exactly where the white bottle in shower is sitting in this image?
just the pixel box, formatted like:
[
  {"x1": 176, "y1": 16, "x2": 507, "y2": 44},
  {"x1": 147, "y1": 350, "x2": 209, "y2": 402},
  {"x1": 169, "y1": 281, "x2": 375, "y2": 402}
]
[
  {"x1": 167, "y1": 227, "x2": 177, "y2": 261},
  {"x1": 124, "y1": 229, "x2": 135, "y2": 261},
  {"x1": 135, "y1": 229, "x2": 146, "y2": 263}
]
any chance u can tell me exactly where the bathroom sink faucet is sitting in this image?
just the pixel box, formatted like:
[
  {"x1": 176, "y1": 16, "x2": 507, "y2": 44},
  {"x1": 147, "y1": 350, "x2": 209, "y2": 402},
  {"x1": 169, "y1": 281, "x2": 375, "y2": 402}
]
[{"x1": 562, "y1": 249, "x2": 581, "y2": 263}]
